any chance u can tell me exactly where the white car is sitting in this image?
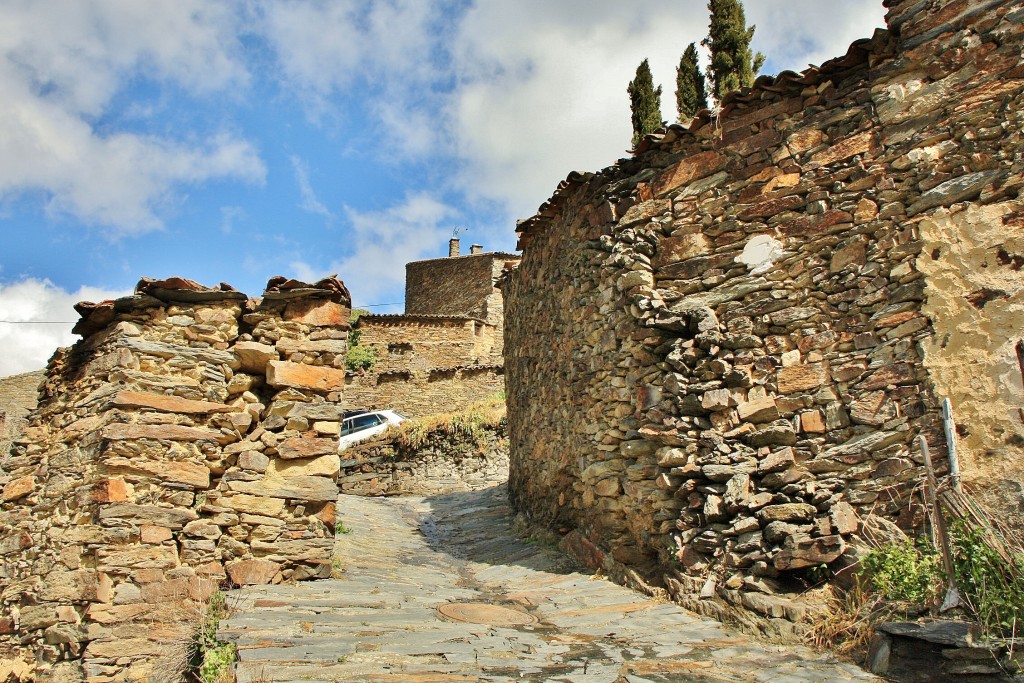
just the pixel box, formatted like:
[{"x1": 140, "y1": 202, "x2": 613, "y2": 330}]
[{"x1": 337, "y1": 409, "x2": 407, "y2": 450}]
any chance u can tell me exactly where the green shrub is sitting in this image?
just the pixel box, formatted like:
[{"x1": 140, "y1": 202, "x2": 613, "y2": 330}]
[
  {"x1": 949, "y1": 522, "x2": 1024, "y2": 639},
  {"x1": 189, "y1": 590, "x2": 237, "y2": 683},
  {"x1": 862, "y1": 540, "x2": 942, "y2": 605},
  {"x1": 865, "y1": 524, "x2": 1024, "y2": 641},
  {"x1": 345, "y1": 344, "x2": 377, "y2": 373},
  {"x1": 348, "y1": 309, "x2": 369, "y2": 345}
]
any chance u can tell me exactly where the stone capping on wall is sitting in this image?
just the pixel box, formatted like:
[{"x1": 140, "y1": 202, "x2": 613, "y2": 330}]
[
  {"x1": 517, "y1": 0, "x2": 1018, "y2": 246},
  {"x1": 404, "y1": 251, "x2": 521, "y2": 266},
  {"x1": 361, "y1": 313, "x2": 488, "y2": 325},
  {"x1": 514, "y1": 31, "x2": 889, "y2": 246}
]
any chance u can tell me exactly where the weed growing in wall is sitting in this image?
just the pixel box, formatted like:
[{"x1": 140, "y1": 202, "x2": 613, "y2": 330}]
[
  {"x1": 861, "y1": 523, "x2": 1024, "y2": 641},
  {"x1": 188, "y1": 590, "x2": 237, "y2": 683},
  {"x1": 948, "y1": 521, "x2": 1024, "y2": 639},
  {"x1": 346, "y1": 308, "x2": 378, "y2": 373}
]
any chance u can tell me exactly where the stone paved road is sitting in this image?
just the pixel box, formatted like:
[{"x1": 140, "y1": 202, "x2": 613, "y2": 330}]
[{"x1": 219, "y1": 485, "x2": 875, "y2": 682}]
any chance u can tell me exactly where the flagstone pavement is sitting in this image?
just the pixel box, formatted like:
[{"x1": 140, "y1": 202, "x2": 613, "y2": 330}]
[{"x1": 218, "y1": 485, "x2": 875, "y2": 682}]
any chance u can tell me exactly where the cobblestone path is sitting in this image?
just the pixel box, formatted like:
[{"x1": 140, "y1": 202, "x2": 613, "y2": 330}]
[{"x1": 219, "y1": 485, "x2": 874, "y2": 682}]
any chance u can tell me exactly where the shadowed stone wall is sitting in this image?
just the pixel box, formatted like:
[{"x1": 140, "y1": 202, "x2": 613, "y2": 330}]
[{"x1": 506, "y1": 0, "x2": 1024, "y2": 627}]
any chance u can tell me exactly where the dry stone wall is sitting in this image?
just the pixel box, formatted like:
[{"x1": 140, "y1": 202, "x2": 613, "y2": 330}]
[
  {"x1": 338, "y1": 421, "x2": 508, "y2": 497},
  {"x1": 346, "y1": 364, "x2": 503, "y2": 420},
  {"x1": 358, "y1": 315, "x2": 497, "y2": 373},
  {"x1": 345, "y1": 315, "x2": 504, "y2": 418},
  {"x1": 0, "y1": 371, "x2": 44, "y2": 461},
  {"x1": 0, "y1": 276, "x2": 350, "y2": 679},
  {"x1": 506, "y1": 0, "x2": 1024, "y2": 627},
  {"x1": 346, "y1": 249, "x2": 518, "y2": 418},
  {"x1": 406, "y1": 252, "x2": 519, "y2": 328}
]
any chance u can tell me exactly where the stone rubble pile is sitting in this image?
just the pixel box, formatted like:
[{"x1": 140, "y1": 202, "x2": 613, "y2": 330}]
[
  {"x1": 506, "y1": 0, "x2": 1024, "y2": 631},
  {"x1": 0, "y1": 276, "x2": 350, "y2": 679}
]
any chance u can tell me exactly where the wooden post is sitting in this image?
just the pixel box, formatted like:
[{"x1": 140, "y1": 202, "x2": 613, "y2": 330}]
[{"x1": 919, "y1": 435, "x2": 961, "y2": 611}]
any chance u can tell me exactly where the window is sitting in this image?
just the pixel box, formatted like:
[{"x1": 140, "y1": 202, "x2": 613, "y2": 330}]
[{"x1": 340, "y1": 413, "x2": 383, "y2": 436}]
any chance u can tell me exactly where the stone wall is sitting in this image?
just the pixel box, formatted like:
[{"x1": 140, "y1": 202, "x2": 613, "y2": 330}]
[
  {"x1": 338, "y1": 418, "x2": 508, "y2": 497},
  {"x1": 346, "y1": 248, "x2": 518, "y2": 418},
  {"x1": 0, "y1": 371, "x2": 44, "y2": 460},
  {"x1": 0, "y1": 276, "x2": 350, "y2": 679},
  {"x1": 406, "y1": 251, "x2": 519, "y2": 328},
  {"x1": 358, "y1": 315, "x2": 497, "y2": 373},
  {"x1": 346, "y1": 364, "x2": 504, "y2": 419},
  {"x1": 505, "y1": 0, "x2": 1024, "y2": 625}
]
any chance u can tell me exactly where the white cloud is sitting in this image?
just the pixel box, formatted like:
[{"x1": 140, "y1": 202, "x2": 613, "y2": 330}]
[
  {"x1": 220, "y1": 205, "x2": 246, "y2": 234},
  {"x1": 257, "y1": 0, "x2": 443, "y2": 123},
  {"x1": 290, "y1": 156, "x2": 333, "y2": 219},
  {"x1": 289, "y1": 192, "x2": 457, "y2": 306},
  {"x1": 747, "y1": 1, "x2": 887, "y2": 73},
  {"x1": 0, "y1": 278, "x2": 131, "y2": 376},
  {"x1": 258, "y1": 0, "x2": 439, "y2": 90},
  {"x1": 0, "y1": 0, "x2": 264, "y2": 234},
  {"x1": 444, "y1": 0, "x2": 888, "y2": 222}
]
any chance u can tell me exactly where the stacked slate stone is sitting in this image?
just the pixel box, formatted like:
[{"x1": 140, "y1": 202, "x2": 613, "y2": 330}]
[
  {"x1": 506, "y1": 0, "x2": 1024, "y2": 631},
  {"x1": 339, "y1": 420, "x2": 509, "y2": 496},
  {"x1": 0, "y1": 276, "x2": 349, "y2": 679}
]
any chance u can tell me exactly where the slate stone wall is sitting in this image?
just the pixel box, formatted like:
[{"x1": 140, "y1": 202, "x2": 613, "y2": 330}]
[
  {"x1": 0, "y1": 277, "x2": 350, "y2": 678},
  {"x1": 338, "y1": 422, "x2": 508, "y2": 497},
  {"x1": 0, "y1": 371, "x2": 44, "y2": 461},
  {"x1": 358, "y1": 315, "x2": 497, "y2": 373},
  {"x1": 346, "y1": 251, "x2": 518, "y2": 418},
  {"x1": 506, "y1": 0, "x2": 1024, "y2": 625},
  {"x1": 345, "y1": 364, "x2": 504, "y2": 419},
  {"x1": 405, "y1": 252, "x2": 518, "y2": 328}
]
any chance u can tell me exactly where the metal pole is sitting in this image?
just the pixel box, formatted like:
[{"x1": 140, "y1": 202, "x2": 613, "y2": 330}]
[{"x1": 942, "y1": 398, "x2": 964, "y2": 495}]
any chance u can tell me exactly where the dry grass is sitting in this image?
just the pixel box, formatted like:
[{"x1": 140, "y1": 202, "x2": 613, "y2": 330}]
[
  {"x1": 380, "y1": 394, "x2": 506, "y2": 451},
  {"x1": 810, "y1": 583, "x2": 893, "y2": 656},
  {"x1": 118, "y1": 578, "x2": 237, "y2": 683}
]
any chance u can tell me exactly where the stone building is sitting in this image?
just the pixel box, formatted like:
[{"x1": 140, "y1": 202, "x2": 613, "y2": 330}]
[
  {"x1": 505, "y1": 0, "x2": 1024, "y2": 624},
  {"x1": 0, "y1": 276, "x2": 350, "y2": 678},
  {"x1": 345, "y1": 239, "x2": 520, "y2": 417}
]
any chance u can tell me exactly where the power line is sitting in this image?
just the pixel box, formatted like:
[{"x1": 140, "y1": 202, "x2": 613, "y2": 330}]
[{"x1": 0, "y1": 301, "x2": 405, "y2": 324}]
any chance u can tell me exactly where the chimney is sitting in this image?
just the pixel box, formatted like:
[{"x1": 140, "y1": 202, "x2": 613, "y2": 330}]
[
  {"x1": 449, "y1": 238, "x2": 460, "y2": 257},
  {"x1": 470, "y1": 244, "x2": 483, "y2": 255}
]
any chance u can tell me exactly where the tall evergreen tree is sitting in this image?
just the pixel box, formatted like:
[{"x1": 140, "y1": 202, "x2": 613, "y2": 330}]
[
  {"x1": 627, "y1": 59, "x2": 663, "y2": 147},
  {"x1": 675, "y1": 43, "x2": 708, "y2": 121},
  {"x1": 703, "y1": 0, "x2": 765, "y2": 101}
]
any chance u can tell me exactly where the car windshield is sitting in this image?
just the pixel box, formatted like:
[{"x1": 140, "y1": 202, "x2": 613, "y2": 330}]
[{"x1": 340, "y1": 413, "x2": 382, "y2": 436}]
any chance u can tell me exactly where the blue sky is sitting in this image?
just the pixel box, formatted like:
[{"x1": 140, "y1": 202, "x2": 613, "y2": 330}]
[{"x1": 0, "y1": 0, "x2": 887, "y2": 375}]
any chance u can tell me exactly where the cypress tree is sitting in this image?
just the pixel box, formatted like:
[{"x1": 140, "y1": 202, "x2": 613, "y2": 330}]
[
  {"x1": 627, "y1": 59, "x2": 663, "y2": 147},
  {"x1": 675, "y1": 42, "x2": 708, "y2": 121},
  {"x1": 703, "y1": 0, "x2": 765, "y2": 101}
]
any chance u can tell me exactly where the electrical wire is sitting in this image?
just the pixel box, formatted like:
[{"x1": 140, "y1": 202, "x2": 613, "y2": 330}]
[{"x1": 0, "y1": 300, "x2": 405, "y2": 324}]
